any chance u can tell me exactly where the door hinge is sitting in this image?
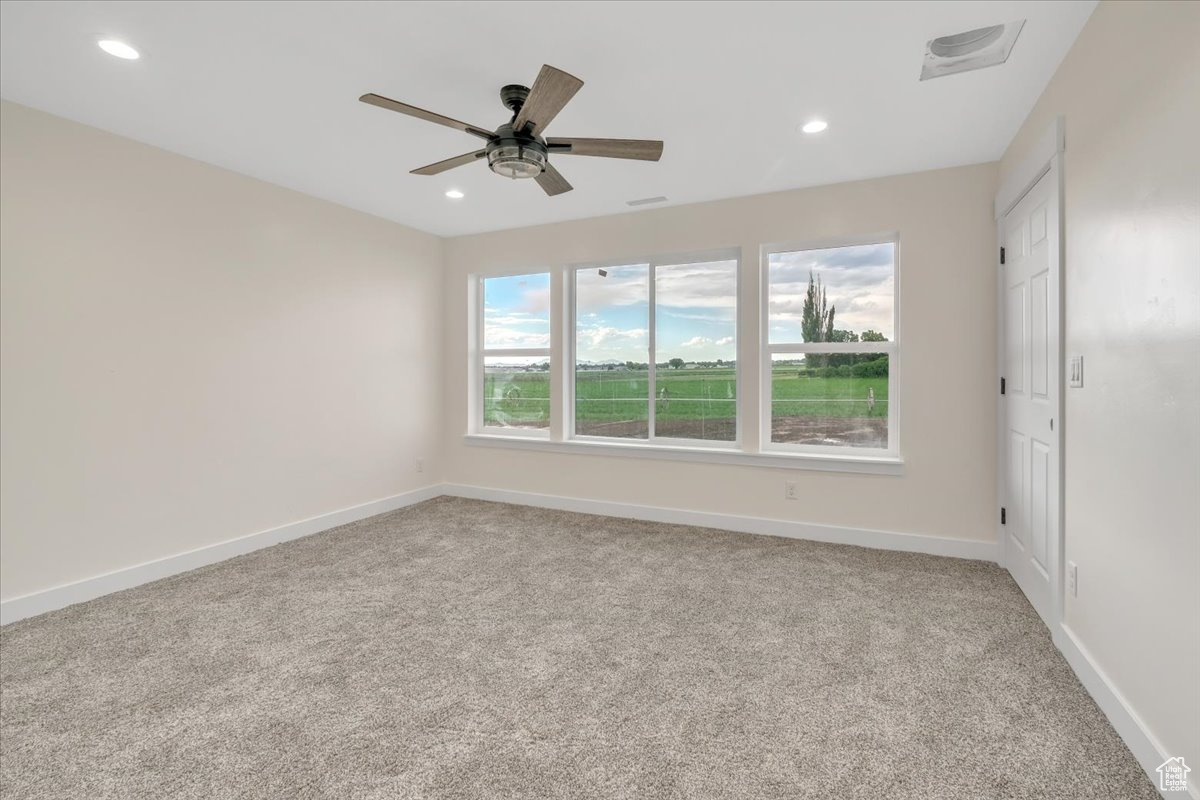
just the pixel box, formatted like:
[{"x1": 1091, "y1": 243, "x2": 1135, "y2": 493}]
[
  {"x1": 1001, "y1": 507, "x2": 1007, "y2": 525},
  {"x1": 1000, "y1": 247, "x2": 1006, "y2": 265},
  {"x1": 1000, "y1": 377, "x2": 1006, "y2": 395}
]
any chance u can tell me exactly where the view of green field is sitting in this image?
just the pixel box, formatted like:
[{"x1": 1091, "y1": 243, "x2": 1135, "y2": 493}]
[
  {"x1": 576, "y1": 367, "x2": 736, "y2": 440},
  {"x1": 483, "y1": 369, "x2": 551, "y2": 428},
  {"x1": 483, "y1": 362, "x2": 889, "y2": 447}
]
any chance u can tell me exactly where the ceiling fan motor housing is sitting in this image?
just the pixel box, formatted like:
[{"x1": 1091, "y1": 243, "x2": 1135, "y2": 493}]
[
  {"x1": 486, "y1": 123, "x2": 548, "y2": 179},
  {"x1": 500, "y1": 84, "x2": 530, "y2": 114}
]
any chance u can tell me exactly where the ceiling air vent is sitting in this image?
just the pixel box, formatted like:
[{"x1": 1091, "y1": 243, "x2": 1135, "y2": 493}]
[
  {"x1": 920, "y1": 20, "x2": 1025, "y2": 81},
  {"x1": 626, "y1": 196, "x2": 668, "y2": 207}
]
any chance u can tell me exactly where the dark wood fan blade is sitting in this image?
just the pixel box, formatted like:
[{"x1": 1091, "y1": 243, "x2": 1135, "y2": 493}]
[
  {"x1": 359, "y1": 93, "x2": 494, "y2": 140},
  {"x1": 535, "y1": 163, "x2": 573, "y2": 196},
  {"x1": 546, "y1": 138, "x2": 664, "y2": 161},
  {"x1": 410, "y1": 150, "x2": 487, "y2": 176},
  {"x1": 513, "y1": 65, "x2": 583, "y2": 136}
]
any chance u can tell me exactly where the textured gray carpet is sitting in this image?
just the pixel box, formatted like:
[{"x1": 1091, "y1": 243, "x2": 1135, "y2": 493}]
[{"x1": 1, "y1": 497, "x2": 1155, "y2": 799}]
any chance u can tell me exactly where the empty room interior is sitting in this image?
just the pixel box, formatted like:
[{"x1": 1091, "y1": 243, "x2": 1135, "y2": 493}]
[{"x1": 1, "y1": 1, "x2": 1197, "y2": 797}]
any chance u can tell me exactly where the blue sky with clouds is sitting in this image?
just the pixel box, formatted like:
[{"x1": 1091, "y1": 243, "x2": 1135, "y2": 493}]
[
  {"x1": 483, "y1": 273, "x2": 551, "y2": 349},
  {"x1": 571, "y1": 261, "x2": 739, "y2": 363},
  {"x1": 768, "y1": 243, "x2": 895, "y2": 343},
  {"x1": 484, "y1": 244, "x2": 892, "y2": 363}
]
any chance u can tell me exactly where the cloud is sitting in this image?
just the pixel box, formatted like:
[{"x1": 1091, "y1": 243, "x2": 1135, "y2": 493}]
[
  {"x1": 484, "y1": 327, "x2": 550, "y2": 348},
  {"x1": 579, "y1": 325, "x2": 647, "y2": 348},
  {"x1": 484, "y1": 273, "x2": 552, "y2": 316},
  {"x1": 574, "y1": 260, "x2": 739, "y2": 314},
  {"x1": 678, "y1": 335, "x2": 734, "y2": 349},
  {"x1": 484, "y1": 306, "x2": 550, "y2": 348},
  {"x1": 661, "y1": 309, "x2": 736, "y2": 323},
  {"x1": 656, "y1": 260, "x2": 738, "y2": 309},
  {"x1": 769, "y1": 243, "x2": 893, "y2": 273},
  {"x1": 576, "y1": 265, "x2": 649, "y2": 313},
  {"x1": 518, "y1": 286, "x2": 550, "y2": 314},
  {"x1": 767, "y1": 243, "x2": 895, "y2": 337},
  {"x1": 486, "y1": 313, "x2": 545, "y2": 326}
]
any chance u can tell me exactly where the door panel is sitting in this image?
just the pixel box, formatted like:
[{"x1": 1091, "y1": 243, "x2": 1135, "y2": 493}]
[
  {"x1": 1001, "y1": 166, "x2": 1060, "y2": 628},
  {"x1": 1008, "y1": 431, "x2": 1027, "y2": 548},
  {"x1": 1006, "y1": 285, "x2": 1025, "y2": 395},
  {"x1": 1032, "y1": 272, "x2": 1048, "y2": 398},
  {"x1": 1031, "y1": 203, "x2": 1047, "y2": 246},
  {"x1": 1031, "y1": 440, "x2": 1050, "y2": 575}
]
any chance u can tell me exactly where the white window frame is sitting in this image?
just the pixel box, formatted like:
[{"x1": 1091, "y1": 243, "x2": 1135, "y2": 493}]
[
  {"x1": 465, "y1": 240, "x2": 905, "y2": 476},
  {"x1": 759, "y1": 234, "x2": 901, "y2": 460},
  {"x1": 567, "y1": 248, "x2": 742, "y2": 450},
  {"x1": 473, "y1": 269, "x2": 552, "y2": 438}
]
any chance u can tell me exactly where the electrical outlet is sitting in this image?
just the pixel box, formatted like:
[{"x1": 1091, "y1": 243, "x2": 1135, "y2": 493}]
[
  {"x1": 1068, "y1": 355, "x2": 1083, "y2": 388},
  {"x1": 416, "y1": 458, "x2": 425, "y2": 473},
  {"x1": 785, "y1": 481, "x2": 798, "y2": 500},
  {"x1": 1067, "y1": 561, "x2": 1078, "y2": 597}
]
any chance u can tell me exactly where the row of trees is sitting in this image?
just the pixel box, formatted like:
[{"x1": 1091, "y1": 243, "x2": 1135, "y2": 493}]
[
  {"x1": 616, "y1": 358, "x2": 736, "y2": 371},
  {"x1": 801, "y1": 271, "x2": 889, "y2": 344},
  {"x1": 801, "y1": 355, "x2": 889, "y2": 379},
  {"x1": 800, "y1": 271, "x2": 889, "y2": 370}
]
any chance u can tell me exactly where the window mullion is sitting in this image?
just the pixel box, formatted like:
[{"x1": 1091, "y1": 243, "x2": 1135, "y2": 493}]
[
  {"x1": 648, "y1": 262, "x2": 657, "y2": 441},
  {"x1": 474, "y1": 275, "x2": 484, "y2": 434},
  {"x1": 552, "y1": 268, "x2": 567, "y2": 443},
  {"x1": 568, "y1": 268, "x2": 577, "y2": 440}
]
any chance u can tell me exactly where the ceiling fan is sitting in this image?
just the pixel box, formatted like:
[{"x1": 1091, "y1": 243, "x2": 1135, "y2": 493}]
[{"x1": 359, "y1": 65, "x2": 664, "y2": 196}]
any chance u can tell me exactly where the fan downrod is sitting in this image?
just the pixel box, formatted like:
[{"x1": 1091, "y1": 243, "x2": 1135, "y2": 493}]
[{"x1": 500, "y1": 84, "x2": 530, "y2": 115}]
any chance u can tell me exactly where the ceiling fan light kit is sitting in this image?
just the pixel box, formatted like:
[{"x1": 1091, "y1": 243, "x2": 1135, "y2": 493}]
[
  {"x1": 486, "y1": 124, "x2": 549, "y2": 179},
  {"x1": 360, "y1": 65, "x2": 663, "y2": 196},
  {"x1": 488, "y1": 143, "x2": 546, "y2": 179}
]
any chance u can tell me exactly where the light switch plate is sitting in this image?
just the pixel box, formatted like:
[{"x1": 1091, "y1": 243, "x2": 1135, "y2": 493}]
[{"x1": 1068, "y1": 355, "x2": 1083, "y2": 388}]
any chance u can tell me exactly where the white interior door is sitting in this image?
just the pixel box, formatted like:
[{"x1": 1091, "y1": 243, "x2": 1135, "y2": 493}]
[{"x1": 1001, "y1": 165, "x2": 1061, "y2": 628}]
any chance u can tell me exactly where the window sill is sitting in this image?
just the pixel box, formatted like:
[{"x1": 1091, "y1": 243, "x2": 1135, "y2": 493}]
[{"x1": 463, "y1": 433, "x2": 904, "y2": 475}]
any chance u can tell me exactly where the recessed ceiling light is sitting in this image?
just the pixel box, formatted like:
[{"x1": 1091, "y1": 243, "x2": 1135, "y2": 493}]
[
  {"x1": 444, "y1": 189, "x2": 464, "y2": 199},
  {"x1": 98, "y1": 40, "x2": 139, "y2": 60},
  {"x1": 801, "y1": 120, "x2": 828, "y2": 134}
]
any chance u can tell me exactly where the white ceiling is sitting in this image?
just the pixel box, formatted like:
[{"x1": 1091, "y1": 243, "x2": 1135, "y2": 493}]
[{"x1": 0, "y1": 1, "x2": 1095, "y2": 237}]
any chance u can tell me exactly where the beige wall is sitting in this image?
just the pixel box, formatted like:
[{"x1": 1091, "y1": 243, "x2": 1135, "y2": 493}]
[
  {"x1": 0, "y1": 102, "x2": 443, "y2": 600},
  {"x1": 1000, "y1": 0, "x2": 1200, "y2": 773},
  {"x1": 442, "y1": 163, "x2": 999, "y2": 542}
]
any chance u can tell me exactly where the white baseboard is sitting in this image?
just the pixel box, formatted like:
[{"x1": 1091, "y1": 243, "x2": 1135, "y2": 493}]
[
  {"x1": 1053, "y1": 624, "x2": 1194, "y2": 800},
  {"x1": 2, "y1": 483, "x2": 996, "y2": 628},
  {"x1": 441, "y1": 483, "x2": 1000, "y2": 562},
  {"x1": 0, "y1": 485, "x2": 442, "y2": 626}
]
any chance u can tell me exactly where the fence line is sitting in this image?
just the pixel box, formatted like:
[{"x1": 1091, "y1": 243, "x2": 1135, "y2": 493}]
[{"x1": 487, "y1": 399, "x2": 886, "y2": 405}]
